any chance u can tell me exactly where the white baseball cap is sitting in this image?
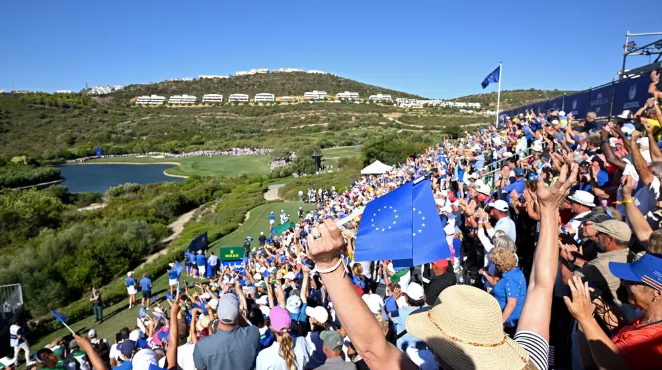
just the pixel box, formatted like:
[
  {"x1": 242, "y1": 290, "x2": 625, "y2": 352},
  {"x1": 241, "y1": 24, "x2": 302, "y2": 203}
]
[
  {"x1": 404, "y1": 283, "x2": 425, "y2": 301},
  {"x1": 305, "y1": 306, "x2": 329, "y2": 323},
  {"x1": 488, "y1": 200, "x2": 509, "y2": 212}
]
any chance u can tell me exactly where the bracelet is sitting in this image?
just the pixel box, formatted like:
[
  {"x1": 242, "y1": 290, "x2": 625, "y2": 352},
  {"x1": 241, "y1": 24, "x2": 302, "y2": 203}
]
[
  {"x1": 317, "y1": 258, "x2": 344, "y2": 274},
  {"x1": 614, "y1": 198, "x2": 634, "y2": 205}
]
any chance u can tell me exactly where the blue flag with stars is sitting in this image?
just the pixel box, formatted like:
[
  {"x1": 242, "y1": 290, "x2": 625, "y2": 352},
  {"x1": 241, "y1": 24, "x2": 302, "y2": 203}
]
[
  {"x1": 354, "y1": 179, "x2": 451, "y2": 267},
  {"x1": 481, "y1": 65, "x2": 500, "y2": 89}
]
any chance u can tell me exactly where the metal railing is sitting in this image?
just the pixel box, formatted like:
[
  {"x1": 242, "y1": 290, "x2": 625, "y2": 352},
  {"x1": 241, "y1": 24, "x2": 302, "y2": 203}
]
[{"x1": 0, "y1": 284, "x2": 23, "y2": 315}]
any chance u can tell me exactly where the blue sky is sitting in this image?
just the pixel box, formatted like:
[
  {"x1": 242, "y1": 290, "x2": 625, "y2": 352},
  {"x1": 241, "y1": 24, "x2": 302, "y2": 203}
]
[{"x1": 0, "y1": 0, "x2": 659, "y2": 98}]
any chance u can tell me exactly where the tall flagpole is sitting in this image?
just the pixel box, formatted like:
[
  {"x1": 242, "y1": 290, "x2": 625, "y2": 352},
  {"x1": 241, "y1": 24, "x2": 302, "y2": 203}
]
[{"x1": 494, "y1": 62, "x2": 502, "y2": 127}]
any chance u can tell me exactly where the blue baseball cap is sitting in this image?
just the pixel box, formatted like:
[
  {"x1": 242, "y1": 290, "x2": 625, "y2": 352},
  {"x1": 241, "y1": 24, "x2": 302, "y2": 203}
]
[
  {"x1": 609, "y1": 253, "x2": 662, "y2": 291},
  {"x1": 514, "y1": 168, "x2": 524, "y2": 177}
]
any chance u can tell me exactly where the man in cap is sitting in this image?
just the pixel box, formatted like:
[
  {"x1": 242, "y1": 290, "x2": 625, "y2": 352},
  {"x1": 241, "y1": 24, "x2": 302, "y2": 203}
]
[
  {"x1": 565, "y1": 190, "x2": 596, "y2": 240},
  {"x1": 269, "y1": 211, "x2": 275, "y2": 226},
  {"x1": 139, "y1": 273, "x2": 152, "y2": 310},
  {"x1": 193, "y1": 293, "x2": 259, "y2": 370},
  {"x1": 258, "y1": 231, "x2": 266, "y2": 247},
  {"x1": 388, "y1": 283, "x2": 435, "y2": 368},
  {"x1": 424, "y1": 259, "x2": 456, "y2": 307},
  {"x1": 565, "y1": 220, "x2": 632, "y2": 305},
  {"x1": 480, "y1": 199, "x2": 516, "y2": 242},
  {"x1": 316, "y1": 331, "x2": 355, "y2": 370},
  {"x1": 114, "y1": 340, "x2": 136, "y2": 370},
  {"x1": 196, "y1": 250, "x2": 207, "y2": 279}
]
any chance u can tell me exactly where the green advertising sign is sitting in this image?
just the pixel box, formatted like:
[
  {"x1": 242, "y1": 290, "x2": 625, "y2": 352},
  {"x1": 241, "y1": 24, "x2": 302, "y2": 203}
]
[{"x1": 219, "y1": 246, "x2": 243, "y2": 261}]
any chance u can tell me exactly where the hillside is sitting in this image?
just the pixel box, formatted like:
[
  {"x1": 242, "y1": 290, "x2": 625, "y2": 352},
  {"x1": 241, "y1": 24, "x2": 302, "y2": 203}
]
[
  {"x1": 108, "y1": 73, "x2": 426, "y2": 103},
  {"x1": 453, "y1": 88, "x2": 576, "y2": 110}
]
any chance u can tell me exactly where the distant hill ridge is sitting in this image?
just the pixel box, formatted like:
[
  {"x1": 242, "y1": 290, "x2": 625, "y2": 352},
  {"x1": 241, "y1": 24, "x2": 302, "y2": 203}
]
[
  {"x1": 108, "y1": 73, "x2": 426, "y2": 103},
  {"x1": 453, "y1": 88, "x2": 576, "y2": 110}
]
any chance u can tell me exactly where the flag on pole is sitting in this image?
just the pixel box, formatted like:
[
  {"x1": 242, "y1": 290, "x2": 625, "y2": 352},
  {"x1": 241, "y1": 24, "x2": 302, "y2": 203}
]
[
  {"x1": 51, "y1": 310, "x2": 75, "y2": 334},
  {"x1": 354, "y1": 178, "x2": 451, "y2": 267},
  {"x1": 481, "y1": 66, "x2": 501, "y2": 89},
  {"x1": 175, "y1": 261, "x2": 184, "y2": 279}
]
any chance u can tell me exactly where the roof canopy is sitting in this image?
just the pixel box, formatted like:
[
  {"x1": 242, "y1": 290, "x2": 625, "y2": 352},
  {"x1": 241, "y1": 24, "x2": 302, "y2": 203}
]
[{"x1": 361, "y1": 160, "x2": 392, "y2": 175}]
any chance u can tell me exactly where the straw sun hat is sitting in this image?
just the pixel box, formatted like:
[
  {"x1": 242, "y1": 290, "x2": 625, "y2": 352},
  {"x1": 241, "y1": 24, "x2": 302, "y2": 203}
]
[{"x1": 405, "y1": 285, "x2": 531, "y2": 370}]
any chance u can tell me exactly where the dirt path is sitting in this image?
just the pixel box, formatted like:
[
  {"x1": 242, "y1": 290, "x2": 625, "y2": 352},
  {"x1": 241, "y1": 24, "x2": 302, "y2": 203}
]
[
  {"x1": 138, "y1": 207, "x2": 199, "y2": 267},
  {"x1": 77, "y1": 203, "x2": 107, "y2": 212},
  {"x1": 264, "y1": 184, "x2": 285, "y2": 200}
]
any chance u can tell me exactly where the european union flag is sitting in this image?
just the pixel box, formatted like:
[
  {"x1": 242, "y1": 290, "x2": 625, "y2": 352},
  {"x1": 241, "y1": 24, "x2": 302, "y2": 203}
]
[
  {"x1": 354, "y1": 178, "x2": 451, "y2": 267},
  {"x1": 51, "y1": 310, "x2": 66, "y2": 324},
  {"x1": 481, "y1": 66, "x2": 501, "y2": 89},
  {"x1": 175, "y1": 261, "x2": 184, "y2": 279}
]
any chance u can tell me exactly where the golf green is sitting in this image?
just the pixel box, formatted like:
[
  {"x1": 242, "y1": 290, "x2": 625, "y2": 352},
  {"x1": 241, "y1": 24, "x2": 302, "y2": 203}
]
[
  {"x1": 88, "y1": 155, "x2": 273, "y2": 178},
  {"x1": 212, "y1": 201, "x2": 315, "y2": 249}
]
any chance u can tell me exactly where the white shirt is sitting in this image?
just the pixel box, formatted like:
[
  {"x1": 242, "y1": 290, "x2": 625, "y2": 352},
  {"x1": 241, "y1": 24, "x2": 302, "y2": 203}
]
[
  {"x1": 158, "y1": 343, "x2": 195, "y2": 370},
  {"x1": 492, "y1": 217, "x2": 517, "y2": 242},
  {"x1": 109, "y1": 343, "x2": 121, "y2": 362},
  {"x1": 256, "y1": 336, "x2": 310, "y2": 370},
  {"x1": 9, "y1": 325, "x2": 24, "y2": 347}
]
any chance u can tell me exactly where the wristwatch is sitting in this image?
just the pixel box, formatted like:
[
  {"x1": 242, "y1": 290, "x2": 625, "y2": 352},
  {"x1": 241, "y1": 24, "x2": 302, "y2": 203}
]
[{"x1": 602, "y1": 139, "x2": 610, "y2": 144}]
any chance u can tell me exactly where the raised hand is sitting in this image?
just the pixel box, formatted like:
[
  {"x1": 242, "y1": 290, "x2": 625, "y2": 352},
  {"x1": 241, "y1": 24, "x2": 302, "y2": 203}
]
[
  {"x1": 537, "y1": 164, "x2": 578, "y2": 210},
  {"x1": 307, "y1": 218, "x2": 346, "y2": 270},
  {"x1": 631, "y1": 130, "x2": 642, "y2": 141},
  {"x1": 564, "y1": 276, "x2": 596, "y2": 322},
  {"x1": 619, "y1": 175, "x2": 636, "y2": 196},
  {"x1": 652, "y1": 70, "x2": 660, "y2": 84}
]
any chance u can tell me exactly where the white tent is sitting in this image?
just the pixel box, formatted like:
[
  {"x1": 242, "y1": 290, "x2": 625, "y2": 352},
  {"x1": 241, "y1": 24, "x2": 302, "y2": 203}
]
[{"x1": 361, "y1": 160, "x2": 392, "y2": 175}]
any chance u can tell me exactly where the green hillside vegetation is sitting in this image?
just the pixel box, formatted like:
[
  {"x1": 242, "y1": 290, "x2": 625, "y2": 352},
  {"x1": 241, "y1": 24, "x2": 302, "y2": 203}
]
[
  {"x1": 0, "y1": 93, "x2": 487, "y2": 167},
  {"x1": 0, "y1": 163, "x2": 62, "y2": 188},
  {"x1": 107, "y1": 73, "x2": 425, "y2": 103},
  {"x1": 0, "y1": 176, "x2": 247, "y2": 316},
  {"x1": 453, "y1": 88, "x2": 575, "y2": 110}
]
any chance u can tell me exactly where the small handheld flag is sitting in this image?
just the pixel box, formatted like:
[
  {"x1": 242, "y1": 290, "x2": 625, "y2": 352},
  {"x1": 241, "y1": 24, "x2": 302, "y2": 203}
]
[
  {"x1": 481, "y1": 66, "x2": 501, "y2": 89},
  {"x1": 51, "y1": 310, "x2": 75, "y2": 334},
  {"x1": 175, "y1": 261, "x2": 184, "y2": 279},
  {"x1": 354, "y1": 178, "x2": 451, "y2": 267}
]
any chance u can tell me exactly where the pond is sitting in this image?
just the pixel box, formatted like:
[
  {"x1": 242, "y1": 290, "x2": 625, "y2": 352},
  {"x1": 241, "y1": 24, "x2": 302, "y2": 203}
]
[{"x1": 58, "y1": 164, "x2": 184, "y2": 193}]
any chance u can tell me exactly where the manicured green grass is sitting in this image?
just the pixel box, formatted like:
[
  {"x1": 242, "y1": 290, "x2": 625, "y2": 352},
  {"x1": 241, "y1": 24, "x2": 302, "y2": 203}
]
[
  {"x1": 33, "y1": 272, "x2": 203, "y2": 349},
  {"x1": 211, "y1": 201, "x2": 314, "y2": 248},
  {"x1": 322, "y1": 147, "x2": 361, "y2": 169},
  {"x1": 88, "y1": 155, "x2": 273, "y2": 178}
]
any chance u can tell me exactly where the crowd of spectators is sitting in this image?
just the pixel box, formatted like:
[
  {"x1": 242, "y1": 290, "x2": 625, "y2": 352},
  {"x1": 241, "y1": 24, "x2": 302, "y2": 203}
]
[{"x1": 14, "y1": 71, "x2": 662, "y2": 370}]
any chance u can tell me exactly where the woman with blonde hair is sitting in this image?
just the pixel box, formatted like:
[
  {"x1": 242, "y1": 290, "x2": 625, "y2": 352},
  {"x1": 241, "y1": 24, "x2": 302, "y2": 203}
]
[
  {"x1": 485, "y1": 248, "x2": 527, "y2": 330},
  {"x1": 256, "y1": 306, "x2": 310, "y2": 370}
]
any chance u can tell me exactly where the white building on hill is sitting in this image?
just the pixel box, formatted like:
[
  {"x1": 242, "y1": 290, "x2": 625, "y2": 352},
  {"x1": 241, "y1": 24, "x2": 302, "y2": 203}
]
[
  {"x1": 308, "y1": 70, "x2": 327, "y2": 74},
  {"x1": 336, "y1": 91, "x2": 359, "y2": 100},
  {"x1": 273, "y1": 68, "x2": 304, "y2": 73},
  {"x1": 304, "y1": 90, "x2": 327, "y2": 100},
  {"x1": 202, "y1": 94, "x2": 224, "y2": 103},
  {"x1": 280, "y1": 96, "x2": 293, "y2": 101},
  {"x1": 254, "y1": 93, "x2": 275, "y2": 102},
  {"x1": 181, "y1": 77, "x2": 194, "y2": 82},
  {"x1": 199, "y1": 75, "x2": 230, "y2": 79},
  {"x1": 135, "y1": 95, "x2": 166, "y2": 105},
  {"x1": 168, "y1": 94, "x2": 197, "y2": 104},
  {"x1": 369, "y1": 94, "x2": 392, "y2": 102},
  {"x1": 229, "y1": 94, "x2": 249, "y2": 102},
  {"x1": 55, "y1": 90, "x2": 72, "y2": 94},
  {"x1": 236, "y1": 68, "x2": 269, "y2": 76}
]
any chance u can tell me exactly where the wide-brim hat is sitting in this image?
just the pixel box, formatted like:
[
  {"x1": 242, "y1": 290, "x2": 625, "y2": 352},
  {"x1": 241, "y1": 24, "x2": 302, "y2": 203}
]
[
  {"x1": 567, "y1": 190, "x2": 596, "y2": 208},
  {"x1": 405, "y1": 285, "x2": 529, "y2": 370}
]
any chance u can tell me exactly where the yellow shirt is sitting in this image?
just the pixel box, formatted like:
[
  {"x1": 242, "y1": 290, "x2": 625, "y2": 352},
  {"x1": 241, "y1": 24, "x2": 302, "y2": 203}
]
[{"x1": 646, "y1": 118, "x2": 661, "y2": 142}]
